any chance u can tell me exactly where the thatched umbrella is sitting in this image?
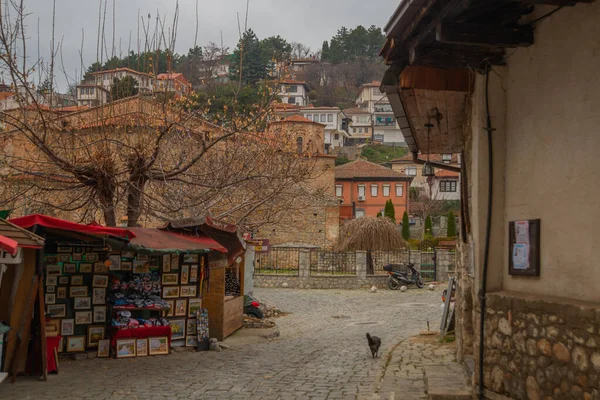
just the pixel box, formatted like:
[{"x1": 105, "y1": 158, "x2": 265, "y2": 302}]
[{"x1": 335, "y1": 216, "x2": 407, "y2": 274}]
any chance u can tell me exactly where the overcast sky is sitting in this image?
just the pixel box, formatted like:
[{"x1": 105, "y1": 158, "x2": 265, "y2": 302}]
[{"x1": 17, "y1": 0, "x2": 399, "y2": 91}]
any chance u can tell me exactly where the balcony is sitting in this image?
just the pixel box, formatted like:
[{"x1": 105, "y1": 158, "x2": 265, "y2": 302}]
[{"x1": 374, "y1": 120, "x2": 396, "y2": 127}]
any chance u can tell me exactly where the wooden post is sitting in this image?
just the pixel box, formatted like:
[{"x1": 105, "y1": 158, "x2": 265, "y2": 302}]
[
  {"x1": 9, "y1": 276, "x2": 39, "y2": 383},
  {"x1": 38, "y1": 280, "x2": 47, "y2": 381}
]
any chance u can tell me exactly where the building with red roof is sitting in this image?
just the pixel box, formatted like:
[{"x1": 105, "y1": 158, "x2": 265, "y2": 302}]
[{"x1": 335, "y1": 159, "x2": 412, "y2": 221}]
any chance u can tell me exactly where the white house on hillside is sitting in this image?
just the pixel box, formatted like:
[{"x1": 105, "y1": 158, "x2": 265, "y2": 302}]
[
  {"x1": 277, "y1": 80, "x2": 310, "y2": 107},
  {"x1": 300, "y1": 107, "x2": 348, "y2": 151},
  {"x1": 356, "y1": 81, "x2": 405, "y2": 146}
]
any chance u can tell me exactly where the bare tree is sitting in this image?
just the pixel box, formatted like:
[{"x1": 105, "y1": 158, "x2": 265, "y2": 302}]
[
  {"x1": 290, "y1": 42, "x2": 311, "y2": 59},
  {"x1": 0, "y1": 0, "x2": 325, "y2": 233}
]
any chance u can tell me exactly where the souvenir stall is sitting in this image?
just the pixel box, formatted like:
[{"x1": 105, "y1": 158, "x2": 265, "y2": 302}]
[
  {"x1": 0, "y1": 218, "x2": 44, "y2": 383},
  {"x1": 160, "y1": 217, "x2": 246, "y2": 341},
  {"x1": 124, "y1": 228, "x2": 227, "y2": 351},
  {"x1": 7, "y1": 215, "x2": 137, "y2": 360}
]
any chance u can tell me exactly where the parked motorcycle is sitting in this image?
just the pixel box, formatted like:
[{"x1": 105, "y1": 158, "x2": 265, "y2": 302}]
[{"x1": 383, "y1": 263, "x2": 425, "y2": 290}]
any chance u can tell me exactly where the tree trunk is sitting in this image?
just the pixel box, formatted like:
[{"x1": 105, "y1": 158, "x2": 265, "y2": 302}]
[
  {"x1": 366, "y1": 250, "x2": 374, "y2": 275},
  {"x1": 98, "y1": 194, "x2": 116, "y2": 227},
  {"x1": 126, "y1": 175, "x2": 147, "y2": 227}
]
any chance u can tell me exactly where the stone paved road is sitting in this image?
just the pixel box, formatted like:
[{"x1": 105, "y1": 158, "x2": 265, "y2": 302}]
[{"x1": 1, "y1": 288, "x2": 441, "y2": 400}]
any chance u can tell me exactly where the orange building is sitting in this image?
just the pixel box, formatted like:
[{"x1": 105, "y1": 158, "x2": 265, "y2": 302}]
[{"x1": 335, "y1": 160, "x2": 412, "y2": 221}]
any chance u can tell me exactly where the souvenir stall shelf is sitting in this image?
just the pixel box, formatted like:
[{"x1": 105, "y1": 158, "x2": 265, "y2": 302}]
[
  {"x1": 127, "y1": 228, "x2": 224, "y2": 349},
  {"x1": 161, "y1": 217, "x2": 246, "y2": 341},
  {"x1": 0, "y1": 218, "x2": 45, "y2": 382},
  {"x1": 106, "y1": 253, "x2": 172, "y2": 356}
]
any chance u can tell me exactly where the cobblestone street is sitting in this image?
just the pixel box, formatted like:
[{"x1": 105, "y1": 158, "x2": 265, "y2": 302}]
[{"x1": 1, "y1": 288, "x2": 442, "y2": 400}]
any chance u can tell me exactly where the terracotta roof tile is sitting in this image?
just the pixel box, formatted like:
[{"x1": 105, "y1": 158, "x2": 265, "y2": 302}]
[{"x1": 335, "y1": 159, "x2": 411, "y2": 180}]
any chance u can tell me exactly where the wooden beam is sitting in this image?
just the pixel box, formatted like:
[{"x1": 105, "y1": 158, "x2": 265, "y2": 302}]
[
  {"x1": 405, "y1": 0, "x2": 470, "y2": 55},
  {"x1": 437, "y1": 22, "x2": 534, "y2": 48},
  {"x1": 409, "y1": 45, "x2": 505, "y2": 70}
]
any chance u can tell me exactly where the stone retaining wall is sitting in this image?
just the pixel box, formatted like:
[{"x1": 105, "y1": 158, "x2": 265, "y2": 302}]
[
  {"x1": 255, "y1": 274, "x2": 389, "y2": 290},
  {"x1": 481, "y1": 291, "x2": 600, "y2": 399}
]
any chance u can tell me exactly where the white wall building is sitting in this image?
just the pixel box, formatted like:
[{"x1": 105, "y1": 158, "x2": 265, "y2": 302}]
[
  {"x1": 76, "y1": 84, "x2": 110, "y2": 107},
  {"x1": 300, "y1": 107, "x2": 348, "y2": 151},
  {"x1": 356, "y1": 81, "x2": 406, "y2": 146},
  {"x1": 278, "y1": 80, "x2": 310, "y2": 107}
]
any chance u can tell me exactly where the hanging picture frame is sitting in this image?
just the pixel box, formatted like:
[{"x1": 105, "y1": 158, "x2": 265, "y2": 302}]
[
  {"x1": 79, "y1": 263, "x2": 93, "y2": 273},
  {"x1": 61, "y1": 319, "x2": 75, "y2": 336},
  {"x1": 162, "y1": 254, "x2": 171, "y2": 272}
]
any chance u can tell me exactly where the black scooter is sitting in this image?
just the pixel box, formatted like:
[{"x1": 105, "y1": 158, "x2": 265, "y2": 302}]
[{"x1": 383, "y1": 263, "x2": 425, "y2": 289}]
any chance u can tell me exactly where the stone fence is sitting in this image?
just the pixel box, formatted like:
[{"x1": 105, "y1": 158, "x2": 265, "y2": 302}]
[{"x1": 254, "y1": 248, "x2": 456, "y2": 290}]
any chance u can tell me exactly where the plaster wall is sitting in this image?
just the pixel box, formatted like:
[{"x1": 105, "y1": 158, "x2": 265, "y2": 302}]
[{"x1": 500, "y1": 3, "x2": 600, "y2": 303}]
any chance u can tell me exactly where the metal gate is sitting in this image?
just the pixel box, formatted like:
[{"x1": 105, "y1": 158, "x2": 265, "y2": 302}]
[{"x1": 420, "y1": 242, "x2": 436, "y2": 281}]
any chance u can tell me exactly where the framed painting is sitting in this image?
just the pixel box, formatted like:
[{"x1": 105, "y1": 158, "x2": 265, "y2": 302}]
[
  {"x1": 168, "y1": 319, "x2": 186, "y2": 340},
  {"x1": 180, "y1": 265, "x2": 189, "y2": 285},
  {"x1": 75, "y1": 311, "x2": 92, "y2": 325},
  {"x1": 121, "y1": 261, "x2": 132, "y2": 271},
  {"x1": 180, "y1": 285, "x2": 197, "y2": 298},
  {"x1": 136, "y1": 338, "x2": 148, "y2": 357},
  {"x1": 185, "y1": 336, "x2": 197, "y2": 347},
  {"x1": 58, "y1": 276, "x2": 69, "y2": 285},
  {"x1": 94, "y1": 262, "x2": 109, "y2": 273},
  {"x1": 56, "y1": 287, "x2": 67, "y2": 299},
  {"x1": 74, "y1": 297, "x2": 91, "y2": 310},
  {"x1": 189, "y1": 264, "x2": 198, "y2": 283},
  {"x1": 188, "y1": 298, "x2": 202, "y2": 317},
  {"x1": 183, "y1": 254, "x2": 199, "y2": 264},
  {"x1": 174, "y1": 299, "x2": 187, "y2": 317},
  {"x1": 97, "y1": 339, "x2": 110, "y2": 358},
  {"x1": 108, "y1": 254, "x2": 121, "y2": 271},
  {"x1": 58, "y1": 254, "x2": 71, "y2": 263},
  {"x1": 161, "y1": 273, "x2": 178, "y2": 285},
  {"x1": 148, "y1": 336, "x2": 169, "y2": 355},
  {"x1": 164, "y1": 300, "x2": 175, "y2": 317},
  {"x1": 70, "y1": 275, "x2": 83, "y2": 285},
  {"x1": 57, "y1": 246, "x2": 72, "y2": 253},
  {"x1": 93, "y1": 306, "x2": 107, "y2": 323},
  {"x1": 46, "y1": 275, "x2": 58, "y2": 285},
  {"x1": 92, "y1": 275, "x2": 109, "y2": 288},
  {"x1": 46, "y1": 265, "x2": 61, "y2": 275},
  {"x1": 115, "y1": 339, "x2": 136, "y2": 358},
  {"x1": 86, "y1": 253, "x2": 99, "y2": 262},
  {"x1": 79, "y1": 263, "x2": 93, "y2": 273},
  {"x1": 61, "y1": 319, "x2": 75, "y2": 336},
  {"x1": 87, "y1": 326, "x2": 105, "y2": 347},
  {"x1": 162, "y1": 286, "x2": 179, "y2": 299},
  {"x1": 47, "y1": 304, "x2": 66, "y2": 318},
  {"x1": 70, "y1": 286, "x2": 88, "y2": 297},
  {"x1": 162, "y1": 254, "x2": 171, "y2": 272},
  {"x1": 92, "y1": 288, "x2": 106, "y2": 305},
  {"x1": 63, "y1": 263, "x2": 77, "y2": 274},
  {"x1": 45, "y1": 293, "x2": 56, "y2": 304},
  {"x1": 66, "y1": 336, "x2": 85, "y2": 352}
]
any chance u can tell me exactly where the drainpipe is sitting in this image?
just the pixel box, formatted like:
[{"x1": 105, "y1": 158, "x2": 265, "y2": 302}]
[{"x1": 478, "y1": 69, "x2": 495, "y2": 400}]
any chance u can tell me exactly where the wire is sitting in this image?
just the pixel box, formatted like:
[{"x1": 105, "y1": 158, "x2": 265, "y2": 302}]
[{"x1": 530, "y1": 6, "x2": 563, "y2": 25}]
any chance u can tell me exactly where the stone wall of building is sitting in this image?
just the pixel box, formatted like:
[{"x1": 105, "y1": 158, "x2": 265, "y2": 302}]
[{"x1": 479, "y1": 292, "x2": 600, "y2": 399}]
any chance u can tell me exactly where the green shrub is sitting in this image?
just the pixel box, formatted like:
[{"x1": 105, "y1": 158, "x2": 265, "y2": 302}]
[
  {"x1": 447, "y1": 211, "x2": 457, "y2": 237},
  {"x1": 424, "y1": 216, "x2": 433, "y2": 236},
  {"x1": 384, "y1": 199, "x2": 396, "y2": 224},
  {"x1": 401, "y1": 211, "x2": 410, "y2": 240}
]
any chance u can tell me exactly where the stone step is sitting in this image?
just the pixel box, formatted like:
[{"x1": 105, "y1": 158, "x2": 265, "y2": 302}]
[{"x1": 425, "y1": 364, "x2": 472, "y2": 400}]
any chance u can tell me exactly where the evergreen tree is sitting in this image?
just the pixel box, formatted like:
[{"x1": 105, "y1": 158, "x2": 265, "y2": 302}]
[
  {"x1": 376, "y1": 211, "x2": 382, "y2": 218},
  {"x1": 401, "y1": 211, "x2": 410, "y2": 240},
  {"x1": 229, "y1": 29, "x2": 269, "y2": 85},
  {"x1": 384, "y1": 199, "x2": 396, "y2": 224},
  {"x1": 424, "y1": 216, "x2": 433, "y2": 237},
  {"x1": 321, "y1": 41, "x2": 330, "y2": 60},
  {"x1": 110, "y1": 76, "x2": 139, "y2": 101},
  {"x1": 37, "y1": 78, "x2": 52, "y2": 94},
  {"x1": 447, "y1": 211, "x2": 457, "y2": 237}
]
